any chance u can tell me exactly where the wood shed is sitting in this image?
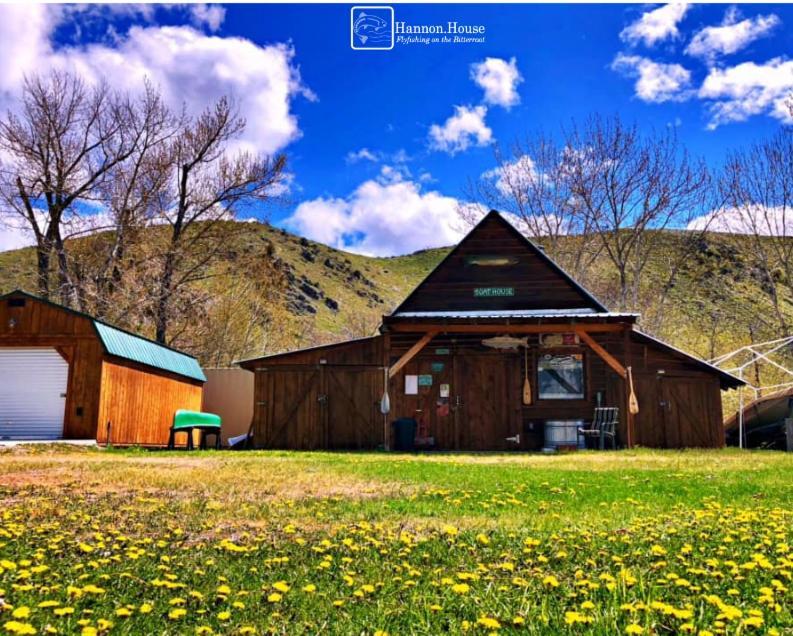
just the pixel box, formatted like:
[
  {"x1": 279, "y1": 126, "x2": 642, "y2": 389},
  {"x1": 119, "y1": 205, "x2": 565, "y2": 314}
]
[
  {"x1": 238, "y1": 211, "x2": 744, "y2": 450},
  {"x1": 0, "y1": 290, "x2": 205, "y2": 445}
]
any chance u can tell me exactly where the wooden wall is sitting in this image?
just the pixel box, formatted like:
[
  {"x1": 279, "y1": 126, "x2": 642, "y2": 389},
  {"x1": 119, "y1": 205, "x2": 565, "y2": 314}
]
[
  {"x1": 242, "y1": 327, "x2": 727, "y2": 451},
  {"x1": 396, "y1": 213, "x2": 602, "y2": 313},
  {"x1": 97, "y1": 358, "x2": 203, "y2": 446},
  {"x1": 0, "y1": 295, "x2": 104, "y2": 438}
]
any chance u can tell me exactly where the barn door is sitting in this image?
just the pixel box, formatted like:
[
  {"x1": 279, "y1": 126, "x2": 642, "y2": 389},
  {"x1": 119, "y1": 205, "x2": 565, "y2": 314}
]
[
  {"x1": 256, "y1": 368, "x2": 322, "y2": 449},
  {"x1": 660, "y1": 377, "x2": 717, "y2": 448},
  {"x1": 455, "y1": 355, "x2": 519, "y2": 450},
  {"x1": 325, "y1": 367, "x2": 382, "y2": 449}
]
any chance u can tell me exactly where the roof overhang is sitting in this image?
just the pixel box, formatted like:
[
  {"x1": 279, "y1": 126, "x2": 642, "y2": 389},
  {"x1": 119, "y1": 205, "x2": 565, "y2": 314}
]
[{"x1": 381, "y1": 310, "x2": 637, "y2": 333}]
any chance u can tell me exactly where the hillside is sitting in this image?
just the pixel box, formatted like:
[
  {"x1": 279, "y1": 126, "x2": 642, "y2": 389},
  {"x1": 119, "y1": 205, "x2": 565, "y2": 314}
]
[{"x1": 1, "y1": 222, "x2": 792, "y2": 373}]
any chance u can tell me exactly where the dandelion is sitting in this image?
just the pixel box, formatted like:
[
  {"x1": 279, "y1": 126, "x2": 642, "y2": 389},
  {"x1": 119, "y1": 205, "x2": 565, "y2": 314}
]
[
  {"x1": 302, "y1": 584, "x2": 316, "y2": 593},
  {"x1": 476, "y1": 617, "x2": 501, "y2": 629},
  {"x1": 272, "y1": 581, "x2": 290, "y2": 593},
  {"x1": 267, "y1": 593, "x2": 282, "y2": 603},
  {"x1": 217, "y1": 611, "x2": 231, "y2": 621},
  {"x1": 168, "y1": 609, "x2": 187, "y2": 620},
  {"x1": 625, "y1": 625, "x2": 643, "y2": 634},
  {"x1": 451, "y1": 583, "x2": 470, "y2": 594},
  {"x1": 3, "y1": 622, "x2": 36, "y2": 636},
  {"x1": 11, "y1": 608, "x2": 30, "y2": 620}
]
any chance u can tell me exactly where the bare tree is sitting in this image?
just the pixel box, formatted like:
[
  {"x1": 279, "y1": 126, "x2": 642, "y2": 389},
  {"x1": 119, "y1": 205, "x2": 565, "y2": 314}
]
[
  {"x1": 719, "y1": 127, "x2": 793, "y2": 332},
  {"x1": 151, "y1": 97, "x2": 287, "y2": 344},
  {"x1": 0, "y1": 72, "x2": 139, "y2": 305},
  {"x1": 562, "y1": 115, "x2": 711, "y2": 312},
  {"x1": 467, "y1": 134, "x2": 602, "y2": 284}
]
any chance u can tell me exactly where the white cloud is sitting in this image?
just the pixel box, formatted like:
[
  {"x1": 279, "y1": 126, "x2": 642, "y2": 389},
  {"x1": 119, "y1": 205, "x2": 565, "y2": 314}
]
[
  {"x1": 286, "y1": 179, "x2": 467, "y2": 256},
  {"x1": 428, "y1": 105, "x2": 492, "y2": 154},
  {"x1": 688, "y1": 206, "x2": 793, "y2": 236},
  {"x1": 470, "y1": 57, "x2": 523, "y2": 109},
  {"x1": 482, "y1": 155, "x2": 539, "y2": 197},
  {"x1": 345, "y1": 148, "x2": 379, "y2": 163},
  {"x1": 612, "y1": 54, "x2": 692, "y2": 103},
  {"x1": 699, "y1": 58, "x2": 793, "y2": 128},
  {"x1": 686, "y1": 9, "x2": 780, "y2": 63},
  {"x1": 0, "y1": 5, "x2": 310, "y2": 156},
  {"x1": 190, "y1": 4, "x2": 226, "y2": 32},
  {"x1": 621, "y1": 3, "x2": 690, "y2": 47}
]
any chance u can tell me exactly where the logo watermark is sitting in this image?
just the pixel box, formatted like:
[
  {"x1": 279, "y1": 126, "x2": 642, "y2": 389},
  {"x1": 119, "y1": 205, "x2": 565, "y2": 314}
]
[
  {"x1": 351, "y1": 6, "x2": 394, "y2": 50},
  {"x1": 351, "y1": 6, "x2": 486, "y2": 49}
]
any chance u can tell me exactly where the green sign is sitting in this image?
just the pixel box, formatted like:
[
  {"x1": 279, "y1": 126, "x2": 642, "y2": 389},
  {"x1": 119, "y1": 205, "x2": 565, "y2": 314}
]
[
  {"x1": 431, "y1": 362, "x2": 445, "y2": 373},
  {"x1": 418, "y1": 374, "x2": 433, "y2": 387},
  {"x1": 435, "y1": 348, "x2": 450, "y2": 355},
  {"x1": 473, "y1": 287, "x2": 515, "y2": 297}
]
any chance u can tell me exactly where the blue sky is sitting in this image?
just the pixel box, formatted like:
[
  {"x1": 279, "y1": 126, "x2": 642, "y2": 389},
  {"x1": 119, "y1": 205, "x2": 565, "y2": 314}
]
[{"x1": 0, "y1": 3, "x2": 792, "y2": 255}]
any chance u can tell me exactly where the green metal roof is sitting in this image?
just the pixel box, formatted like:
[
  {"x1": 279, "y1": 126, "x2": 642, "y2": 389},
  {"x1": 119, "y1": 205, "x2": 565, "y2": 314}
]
[
  {"x1": 93, "y1": 322, "x2": 206, "y2": 382},
  {"x1": 2, "y1": 289, "x2": 206, "y2": 382}
]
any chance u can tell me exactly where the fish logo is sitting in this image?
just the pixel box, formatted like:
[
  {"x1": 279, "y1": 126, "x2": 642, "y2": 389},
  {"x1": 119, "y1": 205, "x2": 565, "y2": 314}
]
[{"x1": 351, "y1": 6, "x2": 394, "y2": 50}]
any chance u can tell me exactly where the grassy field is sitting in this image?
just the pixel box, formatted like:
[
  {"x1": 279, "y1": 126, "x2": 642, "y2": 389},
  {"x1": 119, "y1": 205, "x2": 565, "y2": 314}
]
[{"x1": 0, "y1": 448, "x2": 791, "y2": 635}]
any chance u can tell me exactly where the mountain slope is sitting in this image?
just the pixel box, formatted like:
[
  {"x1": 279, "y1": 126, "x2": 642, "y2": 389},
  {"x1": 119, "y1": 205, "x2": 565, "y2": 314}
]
[{"x1": 1, "y1": 222, "x2": 791, "y2": 371}]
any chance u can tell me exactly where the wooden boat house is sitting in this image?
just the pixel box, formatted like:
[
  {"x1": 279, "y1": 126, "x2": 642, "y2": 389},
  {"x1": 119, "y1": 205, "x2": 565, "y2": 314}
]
[
  {"x1": 0, "y1": 290, "x2": 205, "y2": 445},
  {"x1": 238, "y1": 211, "x2": 743, "y2": 450}
]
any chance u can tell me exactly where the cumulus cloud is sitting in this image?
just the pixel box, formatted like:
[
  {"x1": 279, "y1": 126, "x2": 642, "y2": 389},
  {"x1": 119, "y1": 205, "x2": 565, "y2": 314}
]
[
  {"x1": 190, "y1": 4, "x2": 226, "y2": 32},
  {"x1": 0, "y1": 4, "x2": 310, "y2": 156},
  {"x1": 428, "y1": 105, "x2": 492, "y2": 155},
  {"x1": 699, "y1": 58, "x2": 793, "y2": 128},
  {"x1": 688, "y1": 206, "x2": 793, "y2": 236},
  {"x1": 686, "y1": 8, "x2": 780, "y2": 63},
  {"x1": 612, "y1": 54, "x2": 692, "y2": 103},
  {"x1": 620, "y1": 3, "x2": 690, "y2": 47},
  {"x1": 286, "y1": 179, "x2": 468, "y2": 256},
  {"x1": 481, "y1": 155, "x2": 540, "y2": 197},
  {"x1": 470, "y1": 57, "x2": 523, "y2": 108}
]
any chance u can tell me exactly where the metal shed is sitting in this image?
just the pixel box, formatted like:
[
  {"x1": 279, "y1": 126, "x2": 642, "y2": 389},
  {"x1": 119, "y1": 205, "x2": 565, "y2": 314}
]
[{"x1": 0, "y1": 290, "x2": 205, "y2": 445}]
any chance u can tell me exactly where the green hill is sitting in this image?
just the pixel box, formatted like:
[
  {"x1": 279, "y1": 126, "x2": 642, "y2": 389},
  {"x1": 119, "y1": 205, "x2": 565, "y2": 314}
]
[{"x1": 1, "y1": 222, "x2": 791, "y2": 377}]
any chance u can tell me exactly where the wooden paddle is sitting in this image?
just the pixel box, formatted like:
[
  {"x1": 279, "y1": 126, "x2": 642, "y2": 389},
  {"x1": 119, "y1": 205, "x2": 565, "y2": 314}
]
[
  {"x1": 522, "y1": 345, "x2": 532, "y2": 405},
  {"x1": 627, "y1": 365, "x2": 639, "y2": 415}
]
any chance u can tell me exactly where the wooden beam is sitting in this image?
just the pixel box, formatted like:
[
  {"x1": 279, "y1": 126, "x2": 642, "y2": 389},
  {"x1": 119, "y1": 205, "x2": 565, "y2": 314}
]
[
  {"x1": 386, "y1": 323, "x2": 625, "y2": 334},
  {"x1": 624, "y1": 326, "x2": 636, "y2": 449},
  {"x1": 575, "y1": 329, "x2": 627, "y2": 379},
  {"x1": 388, "y1": 330, "x2": 437, "y2": 379}
]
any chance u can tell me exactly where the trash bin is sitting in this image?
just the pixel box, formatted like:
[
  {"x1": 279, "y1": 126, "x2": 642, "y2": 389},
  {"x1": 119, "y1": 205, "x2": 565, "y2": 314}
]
[{"x1": 392, "y1": 417, "x2": 417, "y2": 451}]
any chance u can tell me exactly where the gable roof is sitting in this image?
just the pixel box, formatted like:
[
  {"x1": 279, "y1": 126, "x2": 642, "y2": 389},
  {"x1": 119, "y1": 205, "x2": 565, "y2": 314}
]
[
  {"x1": 1, "y1": 290, "x2": 205, "y2": 382},
  {"x1": 391, "y1": 210, "x2": 609, "y2": 315}
]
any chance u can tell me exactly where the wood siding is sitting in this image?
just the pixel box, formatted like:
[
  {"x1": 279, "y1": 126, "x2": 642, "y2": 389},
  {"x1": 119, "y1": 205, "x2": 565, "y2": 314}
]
[
  {"x1": 1, "y1": 293, "x2": 204, "y2": 445},
  {"x1": 244, "y1": 328, "x2": 727, "y2": 450},
  {"x1": 97, "y1": 358, "x2": 203, "y2": 446},
  {"x1": 395, "y1": 213, "x2": 602, "y2": 313},
  {"x1": 0, "y1": 295, "x2": 103, "y2": 438}
]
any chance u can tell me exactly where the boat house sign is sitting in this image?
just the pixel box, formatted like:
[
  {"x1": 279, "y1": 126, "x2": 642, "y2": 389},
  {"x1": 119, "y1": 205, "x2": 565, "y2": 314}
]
[{"x1": 473, "y1": 287, "x2": 515, "y2": 298}]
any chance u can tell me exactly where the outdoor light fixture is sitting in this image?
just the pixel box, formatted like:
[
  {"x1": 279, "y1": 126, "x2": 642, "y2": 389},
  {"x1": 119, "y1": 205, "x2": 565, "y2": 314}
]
[{"x1": 8, "y1": 317, "x2": 16, "y2": 329}]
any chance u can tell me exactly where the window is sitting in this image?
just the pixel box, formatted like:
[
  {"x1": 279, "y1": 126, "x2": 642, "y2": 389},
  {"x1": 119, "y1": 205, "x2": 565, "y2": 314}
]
[
  {"x1": 7, "y1": 298, "x2": 26, "y2": 308},
  {"x1": 538, "y1": 353, "x2": 584, "y2": 400}
]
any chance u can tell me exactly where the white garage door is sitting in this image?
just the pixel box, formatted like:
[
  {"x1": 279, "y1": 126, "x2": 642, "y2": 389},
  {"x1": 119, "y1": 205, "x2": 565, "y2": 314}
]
[{"x1": 0, "y1": 348, "x2": 68, "y2": 440}]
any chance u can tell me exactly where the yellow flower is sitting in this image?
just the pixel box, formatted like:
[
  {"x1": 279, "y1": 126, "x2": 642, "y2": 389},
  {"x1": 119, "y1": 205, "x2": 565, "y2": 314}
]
[
  {"x1": 138, "y1": 604, "x2": 153, "y2": 614},
  {"x1": 195, "y1": 628, "x2": 213, "y2": 635},
  {"x1": 168, "y1": 609, "x2": 187, "y2": 620},
  {"x1": 302, "y1": 584, "x2": 316, "y2": 593},
  {"x1": 626, "y1": 625, "x2": 644, "y2": 634},
  {"x1": 476, "y1": 617, "x2": 501, "y2": 629},
  {"x1": 542, "y1": 575, "x2": 560, "y2": 588},
  {"x1": 451, "y1": 583, "x2": 470, "y2": 594},
  {"x1": 115, "y1": 608, "x2": 132, "y2": 617},
  {"x1": 272, "y1": 581, "x2": 290, "y2": 593},
  {"x1": 216, "y1": 584, "x2": 231, "y2": 595},
  {"x1": 3, "y1": 622, "x2": 37, "y2": 636},
  {"x1": 512, "y1": 617, "x2": 525, "y2": 625},
  {"x1": 267, "y1": 593, "x2": 282, "y2": 603},
  {"x1": 81, "y1": 629, "x2": 97, "y2": 636},
  {"x1": 476, "y1": 534, "x2": 490, "y2": 545},
  {"x1": 11, "y1": 608, "x2": 30, "y2": 620},
  {"x1": 239, "y1": 628, "x2": 256, "y2": 635},
  {"x1": 217, "y1": 611, "x2": 231, "y2": 621},
  {"x1": 54, "y1": 608, "x2": 75, "y2": 616}
]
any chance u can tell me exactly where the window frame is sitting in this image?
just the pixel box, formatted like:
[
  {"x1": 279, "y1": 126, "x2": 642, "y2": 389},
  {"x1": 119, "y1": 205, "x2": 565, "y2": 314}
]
[{"x1": 536, "y1": 349, "x2": 587, "y2": 401}]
